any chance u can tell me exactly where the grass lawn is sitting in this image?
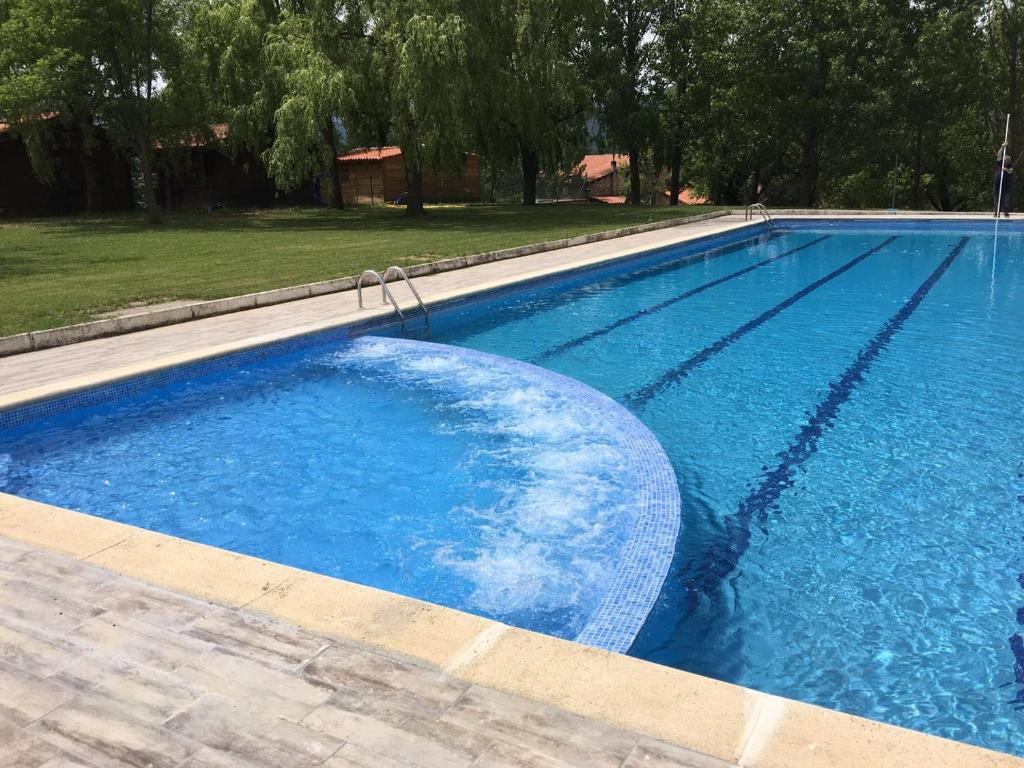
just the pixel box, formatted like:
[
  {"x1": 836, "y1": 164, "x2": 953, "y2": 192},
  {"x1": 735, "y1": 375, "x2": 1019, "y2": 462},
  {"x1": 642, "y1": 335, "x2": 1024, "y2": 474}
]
[{"x1": 0, "y1": 203, "x2": 726, "y2": 337}]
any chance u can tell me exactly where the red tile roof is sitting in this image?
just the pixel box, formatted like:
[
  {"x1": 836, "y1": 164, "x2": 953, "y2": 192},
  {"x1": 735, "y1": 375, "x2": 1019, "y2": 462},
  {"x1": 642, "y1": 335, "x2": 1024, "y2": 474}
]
[
  {"x1": 337, "y1": 146, "x2": 403, "y2": 163},
  {"x1": 578, "y1": 153, "x2": 627, "y2": 182},
  {"x1": 662, "y1": 187, "x2": 708, "y2": 205},
  {"x1": 0, "y1": 111, "x2": 60, "y2": 135}
]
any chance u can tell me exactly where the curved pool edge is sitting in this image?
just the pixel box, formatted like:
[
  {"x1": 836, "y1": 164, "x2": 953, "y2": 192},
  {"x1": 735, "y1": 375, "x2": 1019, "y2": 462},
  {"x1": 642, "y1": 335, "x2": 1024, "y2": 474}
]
[
  {"x1": 371, "y1": 337, "x2": 681, "y2": 654},
  {"x1": 0, "y1": 329, "x2": 681, "y2": 655}
]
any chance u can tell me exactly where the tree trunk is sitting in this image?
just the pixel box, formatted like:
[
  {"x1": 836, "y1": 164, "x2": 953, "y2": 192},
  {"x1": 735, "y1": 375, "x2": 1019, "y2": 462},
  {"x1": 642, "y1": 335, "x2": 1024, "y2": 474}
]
[
  {"x1": 406, "y1": 160, "x2": 425, "y2": 216},
  {"x1": 74, "y1": 116, "x2": 100, "y2": 213},
  {"x1": 628, "y1": 147, "x2": 641, "y2": 205},
  {"x1": 668, "y1": 143, "x2": 682, "y2": 206},
  {"x1": 323, "y1": 118, "x2": 344, "y2": 209},
  {"x1": 139, "y1": 142, "x2": 160, "y2": 224},
  {"x1": 520, "y1": 143, "x2": 539, "y2": 206},
  {"x1": 798, "y1": 131, "x2": 819, "y2": 207},
  {"x1": 911, "y1": 125, "x2": 923, "y2": 210}
]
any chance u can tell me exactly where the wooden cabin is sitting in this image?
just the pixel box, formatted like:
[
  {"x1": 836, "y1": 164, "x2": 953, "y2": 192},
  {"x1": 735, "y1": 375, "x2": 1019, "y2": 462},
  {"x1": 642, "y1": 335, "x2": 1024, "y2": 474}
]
[
  {"x1": 337, "y1": 147, "x2": 482, "y2": 205},
  {"x1": 0, "y1": 120, "x2": 133, "y2": 217},
  {"x1": 155, "y1": 125, "x2": 312, "y2": 210}
]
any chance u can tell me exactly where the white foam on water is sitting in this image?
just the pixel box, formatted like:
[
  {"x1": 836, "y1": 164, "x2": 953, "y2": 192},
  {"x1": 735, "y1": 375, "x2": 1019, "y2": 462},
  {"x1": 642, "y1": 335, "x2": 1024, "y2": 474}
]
[{"x1": 329, "y1": 337, "x2": 640, "y2": 626}]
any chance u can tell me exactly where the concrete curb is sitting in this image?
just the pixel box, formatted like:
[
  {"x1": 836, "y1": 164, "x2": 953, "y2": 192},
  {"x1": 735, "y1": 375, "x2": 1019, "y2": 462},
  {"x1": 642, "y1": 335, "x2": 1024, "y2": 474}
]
[{"x1": 0, "y1": 210, "x2": 730, "y2": 358}]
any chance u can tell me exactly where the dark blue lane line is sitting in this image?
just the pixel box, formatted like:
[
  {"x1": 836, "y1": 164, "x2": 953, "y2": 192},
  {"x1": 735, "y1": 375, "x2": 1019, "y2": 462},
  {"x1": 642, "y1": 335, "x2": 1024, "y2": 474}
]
[
  {"x1": 623, "y1": 235, "x2": 900, "y2": 409},
  {"x1": 681, "y1": 236, "x2": 969, "y2": 613},
  {"x1": 534, "y1": 235, "x2": 833, "y2": 362}
]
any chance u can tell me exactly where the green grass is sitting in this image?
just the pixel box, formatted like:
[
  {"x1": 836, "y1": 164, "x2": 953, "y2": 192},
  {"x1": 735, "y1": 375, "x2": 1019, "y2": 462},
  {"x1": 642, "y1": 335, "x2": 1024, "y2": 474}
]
[{"x1": 0, "y1": 203, "x2": 725, "y2": 337}]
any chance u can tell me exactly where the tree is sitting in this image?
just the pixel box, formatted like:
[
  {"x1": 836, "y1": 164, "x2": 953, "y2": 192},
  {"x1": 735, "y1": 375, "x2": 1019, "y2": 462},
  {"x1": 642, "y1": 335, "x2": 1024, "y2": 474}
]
[
  {"x1": 0, "y1": 0, "x2": 109, "y2": 212},
  {"x1": 985, "y1": 0, "x2": 1023, "y2": 165},
  {"x1": 91, "y1": 0, "x2": 198, "y2": 222},
  {"x1": 652, "y1": 0, "x2": 719, "y2": 206},
  {"x1": 262, "y1": 2, "x2": 351, "y2": 207},
  {"x1": 589, "y1": 0, "x2": 659, "y2": 204},
  {"x1": 355, "y1": 0, "x2": 471, "y2": 216},
  {"x1": 463, "y1": 0, "x2": 594, "y2": 205},
  {"x1": 189, "y1": 0, "x2": 351, "y2": 208}
]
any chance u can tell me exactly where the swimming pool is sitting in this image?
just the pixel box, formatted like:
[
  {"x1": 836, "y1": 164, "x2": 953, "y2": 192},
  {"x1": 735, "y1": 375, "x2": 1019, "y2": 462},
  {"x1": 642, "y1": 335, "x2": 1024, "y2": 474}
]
[
  {"x1": 378, "y1": 219, "x2": 1024, "y2": 755},
  {"x1": 0, "y1": 335, "x2": 678, "y2": 647},
  {"x1": 2, "y1": 217, "x2": 1022, "y2": 754}
]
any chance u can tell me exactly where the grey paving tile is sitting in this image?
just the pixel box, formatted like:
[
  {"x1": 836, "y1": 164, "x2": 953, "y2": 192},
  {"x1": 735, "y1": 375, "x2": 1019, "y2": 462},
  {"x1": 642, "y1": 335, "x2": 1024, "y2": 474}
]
[
  {"x1": 0, "y1": 577, "x2": 106, "y2": 632},
  {"x1": 91, "y1": 665, "x2": 206, "y2": 725},
  {"x1": 70, "y1": 613, "x2": 213, "y2": 673},
  {"x1": 164, "y1": 693, "x2": 341, "y2": 768},
  {"x1": 442, "y1": 686, "x2": 637, "y2": 768},
  {"x1": 12, "y1": 552, "x2": 115, "y2": 601},
  {"x1": 302, "y1": 705, "x2": 477, "y2": 768},
  {"x1": 0, "y1": 615, "x2": 87, "y2": 677},
  {"x1": 183, "y1": 610, "x2": 330, "y2": 669},
  {"x1": 0, "y1": 660, "x2": 77, "y2": 726},
  {"x1": 176, "y1": 647, "x2": 333, "y2": 721},
  {"x1": 303, "y1": 642, "x2": 468, "y2": 711},
  {"x1": 622, "y1": 739, "x2": 738, "y2": 768},
  {"x1": 176, "y1": 747, "x2": 262, "y2": 768},
  {"x1": 0, "y1": 718, "x2": 63, "y2": 768},
  {"x1": 322, "y1": 742, "x2": 414, "y2": 768},
  {"x1": 91, "y1": 580, "x2": 229, "y2": 633},
  {"x1": 470, "y1": 739, "x2": 578, "y2": 768},
  {"x1": 48, "y1": 652, "x2": 144, "y2": 693},
  {"x1": 0, "y1": 537, "x2": 32, "y2": 566},
  {"x1": 28, "y1": 696, "x2": 202, "y2": 768},
  {"x1": 38, "y1": 754, "x2": 102, "y2": 768}
]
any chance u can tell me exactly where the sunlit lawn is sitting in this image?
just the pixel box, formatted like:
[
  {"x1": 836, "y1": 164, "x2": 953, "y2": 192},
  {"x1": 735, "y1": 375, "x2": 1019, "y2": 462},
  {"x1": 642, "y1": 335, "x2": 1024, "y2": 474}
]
[{"x1": 0, "y1": 203, "x2": 724, "y2": 336}]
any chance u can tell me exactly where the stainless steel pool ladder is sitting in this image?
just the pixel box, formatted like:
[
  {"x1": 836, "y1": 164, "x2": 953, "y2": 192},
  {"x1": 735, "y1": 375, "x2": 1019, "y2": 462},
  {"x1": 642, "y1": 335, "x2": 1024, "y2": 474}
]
[
  {"x1": 356, "y1": 267, "x2": 429, "y2": 327},
  {"x1": 745, "y1": 202, "x2": 774, "y2": 229}
]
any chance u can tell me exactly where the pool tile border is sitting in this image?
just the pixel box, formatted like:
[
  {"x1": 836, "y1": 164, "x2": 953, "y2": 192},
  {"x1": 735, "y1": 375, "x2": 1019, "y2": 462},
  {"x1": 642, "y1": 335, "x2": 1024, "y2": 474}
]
[{"x1": 369, "y1": 338, "x2": 682, "y2": 652}]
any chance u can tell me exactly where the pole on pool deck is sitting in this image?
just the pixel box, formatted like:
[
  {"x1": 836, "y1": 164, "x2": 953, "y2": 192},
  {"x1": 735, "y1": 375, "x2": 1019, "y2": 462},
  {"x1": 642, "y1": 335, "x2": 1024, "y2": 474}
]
[{"x1": 994, "y1": 113, "x2": 1011, "y2": 250}]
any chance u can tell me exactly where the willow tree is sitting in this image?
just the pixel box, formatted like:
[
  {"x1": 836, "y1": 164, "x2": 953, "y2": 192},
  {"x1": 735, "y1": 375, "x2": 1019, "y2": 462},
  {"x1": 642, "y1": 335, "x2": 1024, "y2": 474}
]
[
  {"x1": 589, "y1": 0, "x2": 659, "y2": 204},
  {"x1": 0, "y1": 0, "x2": 107, "y2": 211},
  {"x1": 359, "y1": 0, "x2": 470, "y2": 216},
  {"x1": 463, "y1": 0, "x2": 594, "y2": 205},
  {"x1": 262, "y1": 3, "x2": 350, "y2": 207},
  {"x1": 190, "y1": 0, "x2": 351, "y2": 208}
]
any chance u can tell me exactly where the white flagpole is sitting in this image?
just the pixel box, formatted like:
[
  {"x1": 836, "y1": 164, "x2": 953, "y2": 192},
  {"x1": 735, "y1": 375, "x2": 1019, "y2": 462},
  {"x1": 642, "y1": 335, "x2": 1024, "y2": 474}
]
[{"x1": 994, "y1": 113, "x2": 1011, "y2": 247}]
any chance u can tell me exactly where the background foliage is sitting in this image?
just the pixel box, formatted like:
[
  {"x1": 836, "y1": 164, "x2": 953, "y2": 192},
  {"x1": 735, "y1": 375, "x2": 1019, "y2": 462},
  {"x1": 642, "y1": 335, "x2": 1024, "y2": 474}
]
[{"x1": 1, "y1": 0, "x2": 1020, "y2": 213}]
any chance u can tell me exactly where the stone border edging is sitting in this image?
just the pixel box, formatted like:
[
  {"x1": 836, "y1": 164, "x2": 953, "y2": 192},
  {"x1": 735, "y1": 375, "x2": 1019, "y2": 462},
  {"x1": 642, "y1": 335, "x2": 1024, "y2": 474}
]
[{"x1": 0, "y1": 210, "x2": 730, "y2": 358}]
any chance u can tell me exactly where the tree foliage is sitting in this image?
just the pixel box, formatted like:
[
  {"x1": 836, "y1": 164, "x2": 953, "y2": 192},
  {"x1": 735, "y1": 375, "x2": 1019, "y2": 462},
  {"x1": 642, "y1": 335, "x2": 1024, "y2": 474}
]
[{"x1": 0, "y1": 0, "x2": 1020, "y2": 219}]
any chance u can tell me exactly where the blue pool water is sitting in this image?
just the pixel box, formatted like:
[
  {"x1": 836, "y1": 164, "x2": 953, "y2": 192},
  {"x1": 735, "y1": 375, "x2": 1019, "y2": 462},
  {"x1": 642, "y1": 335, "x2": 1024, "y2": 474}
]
[
  {"x1": 3, "y1": 218, "x2": 1024, "y2": 753},
  {"x1": 385, "y1": 220, "x2": 1024, "y2": 755},
  {"x1": 0, "y1": 337, "x2": 667, "y2": 641}
]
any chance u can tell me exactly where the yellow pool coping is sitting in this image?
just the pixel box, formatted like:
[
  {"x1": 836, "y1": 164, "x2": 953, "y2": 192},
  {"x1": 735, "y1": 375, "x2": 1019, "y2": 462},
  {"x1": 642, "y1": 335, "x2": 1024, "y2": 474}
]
[
  {"x1": 0, "y1": 494, "x2": 1019, "y2": 767},
  {"x1": 2, "y1": 213, "x2": 1023, "y2": 766}
]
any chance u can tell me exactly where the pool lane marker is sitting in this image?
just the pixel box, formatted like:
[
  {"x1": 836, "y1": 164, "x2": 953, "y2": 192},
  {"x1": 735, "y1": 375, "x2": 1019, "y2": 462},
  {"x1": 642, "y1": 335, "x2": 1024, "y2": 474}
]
[
  {"x1": 686, "y1": 236, "x2": 970, "y2": 608},
  {"x1": 535, "y1": 234, "x2": 833, "y2": 362},
  {"x1": 623, "y1": 235, "x2": 900, "y2": 409}
]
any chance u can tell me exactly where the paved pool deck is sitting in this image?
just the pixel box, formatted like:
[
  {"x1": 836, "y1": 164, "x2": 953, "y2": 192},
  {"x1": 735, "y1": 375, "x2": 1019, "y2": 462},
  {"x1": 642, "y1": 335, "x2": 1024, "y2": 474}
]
[
  {"x1": 2, "y1": 211, "x2": 1023, "y2": 767},
  {"x1": 0, "y1": 535, "x2": 728, "y2": 768}
]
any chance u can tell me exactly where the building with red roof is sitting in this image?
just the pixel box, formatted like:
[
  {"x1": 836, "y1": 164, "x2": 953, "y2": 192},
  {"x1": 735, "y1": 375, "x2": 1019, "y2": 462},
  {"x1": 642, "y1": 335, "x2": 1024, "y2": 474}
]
[
  {"x1": 577, "y1": 153, "x2": 707, "y2": 206},
  {"x1": 337, "y1": 146, "x2": 481, "y2": 205}
]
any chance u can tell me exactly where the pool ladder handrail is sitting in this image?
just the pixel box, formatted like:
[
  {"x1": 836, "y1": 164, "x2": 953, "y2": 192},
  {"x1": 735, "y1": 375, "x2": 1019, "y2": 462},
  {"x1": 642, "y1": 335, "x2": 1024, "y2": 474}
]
[
  {"x1": 381, "y1": 266, "x2": 429, "y2": 320},
  {"x1": 745, "y1": 202, "x2": 774, "y2": 229},
  {"x1": 356, "y1": 267, "x2": 428, "y2": 327}
]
